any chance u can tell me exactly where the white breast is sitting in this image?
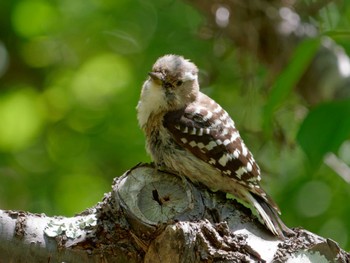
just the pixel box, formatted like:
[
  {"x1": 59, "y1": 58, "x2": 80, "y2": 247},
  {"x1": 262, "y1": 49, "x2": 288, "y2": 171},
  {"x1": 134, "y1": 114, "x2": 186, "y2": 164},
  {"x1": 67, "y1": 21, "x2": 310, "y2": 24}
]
[{"x1": 137, "y1": 80, "x2": 167, "y2": 128}]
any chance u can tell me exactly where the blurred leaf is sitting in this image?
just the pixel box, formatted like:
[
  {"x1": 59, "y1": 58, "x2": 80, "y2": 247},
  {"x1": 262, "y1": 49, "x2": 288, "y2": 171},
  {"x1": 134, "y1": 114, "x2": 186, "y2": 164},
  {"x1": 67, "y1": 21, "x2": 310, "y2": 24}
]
[
  {"x1": 297, "y1": 99, "x2": 350, "y2": 167},
  {"x1": 263, "y1": 37, "x2": 321, "y2": 134}
]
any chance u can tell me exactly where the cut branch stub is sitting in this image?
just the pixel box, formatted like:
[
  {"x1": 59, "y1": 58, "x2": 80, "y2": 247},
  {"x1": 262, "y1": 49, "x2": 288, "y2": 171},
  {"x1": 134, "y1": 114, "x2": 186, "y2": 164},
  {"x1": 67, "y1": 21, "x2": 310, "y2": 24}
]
[{"x1": 115, "y1": 165, "x2": 205, "y2": 232}]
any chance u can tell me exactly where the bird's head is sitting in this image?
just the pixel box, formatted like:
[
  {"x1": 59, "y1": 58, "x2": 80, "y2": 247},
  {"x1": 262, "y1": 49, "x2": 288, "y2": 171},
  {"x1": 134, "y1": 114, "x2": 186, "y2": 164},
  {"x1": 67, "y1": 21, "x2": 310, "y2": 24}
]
[
  {"x1": 137, "y1": 55, "x2": 199, "y2": 128},
  {"x1": 143, "y1": 55, "x2": 199, "y2": 106}
]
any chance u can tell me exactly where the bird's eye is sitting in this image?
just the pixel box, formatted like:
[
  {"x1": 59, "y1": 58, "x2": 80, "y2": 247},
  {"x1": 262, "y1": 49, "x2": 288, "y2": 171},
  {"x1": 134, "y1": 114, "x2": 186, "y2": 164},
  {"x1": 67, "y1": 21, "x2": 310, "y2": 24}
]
[
  {"x1": 176, "y1": 80, "x2": 183, "y2": 86},
  {"x1": 164, "y1": 82, "x2": 173, "y2": 89}
]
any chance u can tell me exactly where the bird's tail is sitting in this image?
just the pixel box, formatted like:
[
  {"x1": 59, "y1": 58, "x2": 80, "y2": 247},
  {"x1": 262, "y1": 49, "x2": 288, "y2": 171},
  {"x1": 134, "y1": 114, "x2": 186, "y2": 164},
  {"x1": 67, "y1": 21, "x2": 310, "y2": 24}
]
[{"x1": 245, "y1": 191, "x2": 294, "y2": 239}]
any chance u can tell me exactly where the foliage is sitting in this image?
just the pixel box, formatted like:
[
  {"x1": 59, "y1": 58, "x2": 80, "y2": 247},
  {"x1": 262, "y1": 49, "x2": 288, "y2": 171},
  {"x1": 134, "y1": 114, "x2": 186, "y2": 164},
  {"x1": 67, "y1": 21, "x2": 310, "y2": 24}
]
[
  {"x1": 1, "y1": 0, "x2": 350, "y2": 250},
  {"x1": 297, "y1": 99, "x2": 350, "y2": 167},
  {"x1": 263, "y1": 37, "x2": 321, "y2": 134}
]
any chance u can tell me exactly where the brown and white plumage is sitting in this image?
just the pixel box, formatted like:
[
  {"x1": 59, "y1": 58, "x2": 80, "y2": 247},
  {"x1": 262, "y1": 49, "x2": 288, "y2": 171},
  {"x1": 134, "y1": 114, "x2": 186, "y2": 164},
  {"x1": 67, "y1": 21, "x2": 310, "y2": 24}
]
[{"x1": 137, "y1": 54, "x2": 292, "y2": 238}]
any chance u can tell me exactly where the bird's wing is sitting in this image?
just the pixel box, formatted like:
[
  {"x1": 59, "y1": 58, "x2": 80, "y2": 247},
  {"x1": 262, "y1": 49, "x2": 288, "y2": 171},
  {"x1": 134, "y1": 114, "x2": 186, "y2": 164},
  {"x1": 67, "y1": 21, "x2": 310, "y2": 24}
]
[
  {"x1": 163, "y1": 100, "x2": 260, "y2": 185},
  {"x1": 163, "y1": 94, "x2": 280, "y2": 212}
]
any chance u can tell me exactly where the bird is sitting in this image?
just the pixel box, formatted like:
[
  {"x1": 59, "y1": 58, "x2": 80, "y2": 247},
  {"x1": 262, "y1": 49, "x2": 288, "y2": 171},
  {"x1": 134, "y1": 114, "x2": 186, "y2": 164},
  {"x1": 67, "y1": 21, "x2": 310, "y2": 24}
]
[{"x1": 137, "y1": 54, "x2": 293, "y2": 238}]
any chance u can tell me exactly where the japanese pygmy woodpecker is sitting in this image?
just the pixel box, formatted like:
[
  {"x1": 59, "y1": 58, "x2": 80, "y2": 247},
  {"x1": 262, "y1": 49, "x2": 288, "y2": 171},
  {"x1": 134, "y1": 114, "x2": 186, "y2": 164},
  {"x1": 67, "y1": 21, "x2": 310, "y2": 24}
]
[{"x1": 137, "y1": 54, "x2": 293, "y2": 238}]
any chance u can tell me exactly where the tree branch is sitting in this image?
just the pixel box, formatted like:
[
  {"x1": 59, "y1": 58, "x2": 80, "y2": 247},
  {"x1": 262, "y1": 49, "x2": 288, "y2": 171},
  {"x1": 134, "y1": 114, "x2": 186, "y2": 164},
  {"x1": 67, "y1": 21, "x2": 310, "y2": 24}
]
[{"x1": 1, "y1": 164, "x2": 349, "y2": 262}]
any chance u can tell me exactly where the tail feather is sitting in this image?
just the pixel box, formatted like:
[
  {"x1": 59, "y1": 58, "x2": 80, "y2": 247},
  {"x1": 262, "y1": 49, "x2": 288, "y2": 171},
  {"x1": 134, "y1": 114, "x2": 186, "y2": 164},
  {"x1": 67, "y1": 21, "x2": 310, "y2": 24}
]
[{"x1": 245, "y1": 191, "x2": 294, "y2": 238}]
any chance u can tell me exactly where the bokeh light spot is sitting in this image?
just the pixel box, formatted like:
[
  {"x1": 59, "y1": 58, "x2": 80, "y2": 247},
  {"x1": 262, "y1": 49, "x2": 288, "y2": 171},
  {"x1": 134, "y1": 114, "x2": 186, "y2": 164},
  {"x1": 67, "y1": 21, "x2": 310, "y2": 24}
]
[
  {"x1": 0, "y1": 42, "x2": 9, "y2": 78},
  {"x1": 12, "y1": 0, "x2": 57, "y2": 38},
  {"x1": 0, "y1": 89, "x2": 45, "y2": 152},
  {"x1": 296, "y1": 180, "x2": 331, "y2": 217},
  {"x1": 71, "y1": 53, "x2": 131, "y2": 108},
  {"x1": 215, "y1": 6, "x2": 230, "y2": 28},
  {"x1": 339, "y1": 140, "x2": 350, "y2": 164}
]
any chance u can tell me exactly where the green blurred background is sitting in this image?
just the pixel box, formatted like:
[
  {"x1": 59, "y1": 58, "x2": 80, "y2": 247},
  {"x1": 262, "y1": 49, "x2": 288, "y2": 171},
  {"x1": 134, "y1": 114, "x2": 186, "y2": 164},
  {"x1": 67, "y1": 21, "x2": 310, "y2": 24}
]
[{"x1": 1, "y1": 0, "x2": 350, "y2": 250}]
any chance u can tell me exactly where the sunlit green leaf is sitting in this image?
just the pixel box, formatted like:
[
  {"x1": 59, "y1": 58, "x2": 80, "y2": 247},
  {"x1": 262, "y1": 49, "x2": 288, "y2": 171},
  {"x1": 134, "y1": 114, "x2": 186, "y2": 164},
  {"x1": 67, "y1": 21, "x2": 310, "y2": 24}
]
[
  {"x1": 297, "y1": 99, "x2": 350, "y2": 167},
  {"x1": 263, "y1": 37, "x2": 321, "y2": 134}
]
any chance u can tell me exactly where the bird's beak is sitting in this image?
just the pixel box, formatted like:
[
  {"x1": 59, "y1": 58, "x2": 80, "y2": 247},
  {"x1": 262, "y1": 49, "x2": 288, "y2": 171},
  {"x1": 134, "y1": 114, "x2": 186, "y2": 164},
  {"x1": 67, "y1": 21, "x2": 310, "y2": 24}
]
[{"x1": 148, "y1": 72, "x2": 163, "y2": 85}]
